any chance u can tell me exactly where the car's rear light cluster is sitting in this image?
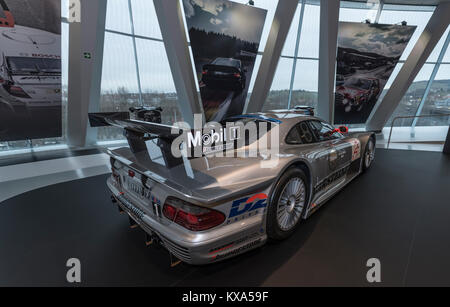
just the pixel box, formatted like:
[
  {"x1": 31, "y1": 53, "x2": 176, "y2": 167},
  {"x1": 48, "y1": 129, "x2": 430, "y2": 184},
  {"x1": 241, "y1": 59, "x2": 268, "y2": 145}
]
[
  {"x1": 163, "y1": 197, "x2": 225, "y2": 231},
  {"x1": 5, "y1": 85, "x2": 31, "y2": 98}
]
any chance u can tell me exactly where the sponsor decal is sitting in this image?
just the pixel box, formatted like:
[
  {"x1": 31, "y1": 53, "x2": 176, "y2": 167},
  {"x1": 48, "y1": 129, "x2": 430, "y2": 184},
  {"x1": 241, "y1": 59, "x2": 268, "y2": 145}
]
[
  {"x1": 32, "y1": 54, "x2": 61, "y2": 59},
  {"x1": 208, "y1": 233, "x2": 260, "y2": 257},
  {"x1": 349, "y1": 138, "x2": 361, "y2": 161},
  {"x1": 212, "y1": 239, "x2": 262, "y2": 261},
  {"x1": 314, "y1": 165, "x2": 350, "y2": 193},
  {"x1": 228, "y1": 193, "x2": 268, "y2": 219},
  {"x1": 186, "y1": 126, "x2": 240, "y2": 155}
]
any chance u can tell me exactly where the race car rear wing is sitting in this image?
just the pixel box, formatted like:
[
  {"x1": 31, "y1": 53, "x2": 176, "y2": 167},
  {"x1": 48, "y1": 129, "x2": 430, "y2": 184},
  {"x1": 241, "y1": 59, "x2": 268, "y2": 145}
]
[
  {"x1": 89, "y1": 112, "x2": 184, "y2": 168},
  {"x1": 88, "y1": 112, "x2": 182, "y2": 139}
]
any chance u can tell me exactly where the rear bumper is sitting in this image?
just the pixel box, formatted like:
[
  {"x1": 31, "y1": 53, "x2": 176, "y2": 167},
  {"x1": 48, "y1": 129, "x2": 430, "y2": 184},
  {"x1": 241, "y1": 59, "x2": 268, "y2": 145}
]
[
  {"x1": 202, "y1": 76, "x2": 243, "y2": 89},
  {"x1": 107, "y1": 178, "x2": 266, "y2": 265}
]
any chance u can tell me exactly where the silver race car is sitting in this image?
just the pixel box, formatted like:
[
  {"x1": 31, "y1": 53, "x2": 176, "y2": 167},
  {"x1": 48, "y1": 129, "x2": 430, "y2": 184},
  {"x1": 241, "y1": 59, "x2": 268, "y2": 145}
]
[{"x1": 99, "y1": 110, "x2": 375, "y2": 265}]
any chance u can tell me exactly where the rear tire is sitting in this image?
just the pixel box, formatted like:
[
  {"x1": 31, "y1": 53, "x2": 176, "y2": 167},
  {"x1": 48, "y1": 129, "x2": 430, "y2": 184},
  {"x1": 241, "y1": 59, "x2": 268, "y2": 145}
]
[{"x1": 267, "y1": 168, "x2": 309, "y2": 241}]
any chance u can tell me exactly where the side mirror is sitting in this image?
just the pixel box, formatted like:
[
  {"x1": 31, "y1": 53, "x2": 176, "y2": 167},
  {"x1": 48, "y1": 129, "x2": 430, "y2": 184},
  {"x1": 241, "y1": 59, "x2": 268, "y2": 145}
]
[{"x1": 338, "y1": 126, "x2": 349, "y2": 134}]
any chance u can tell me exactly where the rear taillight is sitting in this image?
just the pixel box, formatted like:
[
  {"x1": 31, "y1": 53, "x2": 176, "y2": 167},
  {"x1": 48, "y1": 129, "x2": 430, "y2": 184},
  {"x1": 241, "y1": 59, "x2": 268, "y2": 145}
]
[
  {"x1": 6, "y1": 85, "x2": 31, "y2": 98},
  {"x1": 202, "y1": 70, "x2": 208, "y2": 75},
  {"x1": 234, "y1": 73, "x2": 241, "y2": 78},
  {"x1": 163, "y1": 197, "x2": 225, "y2": 231}
]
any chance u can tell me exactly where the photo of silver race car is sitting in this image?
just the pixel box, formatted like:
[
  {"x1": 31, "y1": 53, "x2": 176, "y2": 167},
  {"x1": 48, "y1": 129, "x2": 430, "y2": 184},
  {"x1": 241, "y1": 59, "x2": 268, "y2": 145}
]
[{"x1": 99, "y1": 109, "x2": 376, "y2": 265}]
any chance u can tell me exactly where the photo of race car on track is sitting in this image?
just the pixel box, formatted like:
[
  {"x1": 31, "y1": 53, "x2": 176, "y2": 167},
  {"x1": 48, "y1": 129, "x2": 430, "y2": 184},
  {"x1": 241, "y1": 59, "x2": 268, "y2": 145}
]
[
  {"x1": 93, "y1": 108, "x2": 376, "y2": 265},
  {"x1": 335, "y1": 77, "x2": 381, "y2": 113},
  {"x1": 334, "y1": 22, "x2": 416, "y2": 124}
]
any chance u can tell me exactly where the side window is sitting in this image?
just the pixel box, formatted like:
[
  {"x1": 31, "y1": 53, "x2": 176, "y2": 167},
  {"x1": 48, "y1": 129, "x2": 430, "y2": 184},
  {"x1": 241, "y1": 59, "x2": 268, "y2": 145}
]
[
  {"x1": 286, "y1": 121, "x2": 315, "y2": 145},
  {"x1": 286, "y1": 126, "x2": 301, "y2": 144},
  {"x1": 308, "y1": 121, "x2": 342, "y2": 142}
]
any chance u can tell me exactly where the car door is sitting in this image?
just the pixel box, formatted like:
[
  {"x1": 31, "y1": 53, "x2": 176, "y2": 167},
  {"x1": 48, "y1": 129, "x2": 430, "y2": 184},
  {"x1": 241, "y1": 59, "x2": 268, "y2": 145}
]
[
  {"x1": 285, "y1": 121, "x2": 336, "y2": 194},
  {"x1": 307, "y1": 120, "x2": 354, "y2": 193}
]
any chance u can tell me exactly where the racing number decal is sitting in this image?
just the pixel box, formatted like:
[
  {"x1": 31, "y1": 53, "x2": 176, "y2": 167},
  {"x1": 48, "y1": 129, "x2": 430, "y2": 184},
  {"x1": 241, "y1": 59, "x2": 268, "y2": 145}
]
[
  {"x1": 0, "y1": 0, "x2": 15, "y2": 28},
  {"x1": 349, "y1": 138, "x2": 361, "y2": 161}
]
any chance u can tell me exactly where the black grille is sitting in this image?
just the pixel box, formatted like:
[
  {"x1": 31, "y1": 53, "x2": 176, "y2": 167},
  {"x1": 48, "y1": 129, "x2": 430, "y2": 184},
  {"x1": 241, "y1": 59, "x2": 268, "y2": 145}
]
[{"x1": 160, "y1": 235, "x2": 192, "y2": 262}]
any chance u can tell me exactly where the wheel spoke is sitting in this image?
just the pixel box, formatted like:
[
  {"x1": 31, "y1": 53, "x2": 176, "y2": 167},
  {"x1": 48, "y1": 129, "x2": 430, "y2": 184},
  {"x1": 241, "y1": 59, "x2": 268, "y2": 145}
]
[{"x1": 276, "y1": 177, "x2": 307, "y2": 231}]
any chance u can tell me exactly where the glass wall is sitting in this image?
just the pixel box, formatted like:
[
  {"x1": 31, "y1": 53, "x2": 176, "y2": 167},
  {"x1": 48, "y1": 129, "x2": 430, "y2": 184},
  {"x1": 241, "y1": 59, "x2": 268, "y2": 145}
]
[
  {"x1": 2, "y1": 0, "x2": 448, "y2": 153},
  {"x1": 385, "y1": 25, "x2": 450, "y2": 128},
  {"x1": 262, "y1": 0, "x2": 320, "y2": 112},
  {"x1": 99, "y1": 0, "x2": 182, "y2": 142}
]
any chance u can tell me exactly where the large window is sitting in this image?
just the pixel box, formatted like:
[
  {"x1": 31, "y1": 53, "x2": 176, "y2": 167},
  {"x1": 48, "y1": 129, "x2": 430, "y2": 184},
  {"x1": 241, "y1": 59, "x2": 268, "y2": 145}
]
[
  {"x1": 261, "y1": 1, "x2": 320, "y2": 112},
  {"x1": 99, "y1": 0, "x2": 182, "y2": 142},
  {"x1": 385, "y1": 25, "x2": 450, "y2": 128}
]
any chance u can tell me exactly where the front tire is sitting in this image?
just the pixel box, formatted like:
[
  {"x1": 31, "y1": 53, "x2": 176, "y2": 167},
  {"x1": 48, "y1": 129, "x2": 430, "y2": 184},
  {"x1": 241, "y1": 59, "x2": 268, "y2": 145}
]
[
  {"x1": 362, "y1": 138, "x2": 375, "y2": 171},
  {"x1": 267, "y1": 168, "x2": 309, "y2": 241}
]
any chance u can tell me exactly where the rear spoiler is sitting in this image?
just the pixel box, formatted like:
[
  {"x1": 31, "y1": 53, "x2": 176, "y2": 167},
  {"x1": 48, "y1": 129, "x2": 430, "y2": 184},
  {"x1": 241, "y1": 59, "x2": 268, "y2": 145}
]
[
  {"x1": 88, "y1": 112, "x2": 182, "y2": 139},
  {"x1": 89, "y1": 112, "x2": 184, "y2": 168}
]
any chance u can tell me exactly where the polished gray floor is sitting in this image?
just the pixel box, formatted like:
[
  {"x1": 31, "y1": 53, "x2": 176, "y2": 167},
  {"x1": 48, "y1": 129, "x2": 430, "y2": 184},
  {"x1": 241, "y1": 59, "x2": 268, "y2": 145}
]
[
  {"x1": 0, "y1": 154, "x2": 111, "y2": 203},
  {"x1": 0, "y1": 149, "x2": 449, "y2": 286}
]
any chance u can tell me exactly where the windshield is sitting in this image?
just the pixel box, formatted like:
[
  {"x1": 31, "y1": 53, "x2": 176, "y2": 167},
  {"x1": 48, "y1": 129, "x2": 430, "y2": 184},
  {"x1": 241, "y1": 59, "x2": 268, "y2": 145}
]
[
  {"x1": 6, "y1": 57, "x2": 61, "y2": 74},
  {"x1": 212, "y1": 58, "x2": 240, "y2": 68},
  {"x1": 346, "y1": 78, "x2": 371, "y2": 90}
]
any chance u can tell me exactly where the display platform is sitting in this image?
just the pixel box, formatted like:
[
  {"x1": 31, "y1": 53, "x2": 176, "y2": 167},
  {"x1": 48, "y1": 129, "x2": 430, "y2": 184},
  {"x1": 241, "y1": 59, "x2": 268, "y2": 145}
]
[{"x1": 0, "y1": 149, "x2": 449, "y2": 286}]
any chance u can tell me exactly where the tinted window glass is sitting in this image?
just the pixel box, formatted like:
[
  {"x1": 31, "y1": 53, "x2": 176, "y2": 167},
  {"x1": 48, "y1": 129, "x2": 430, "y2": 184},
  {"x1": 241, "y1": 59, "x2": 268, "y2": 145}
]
[
  {"x1": 7, "y1": 57, "x2": 61, "y2": 74},
  {"x1": 286, "y1": 121, "x2": 315, "y2": 144},
  {"x1": 286, "y1": 126, "x2": 301, "y2": 144},
  {"x1": 309, "y1": 121, "x2": 342, "y2": 142},
  {"x1": 212, "y1": 58, "x2": 240, "y2": 68}
]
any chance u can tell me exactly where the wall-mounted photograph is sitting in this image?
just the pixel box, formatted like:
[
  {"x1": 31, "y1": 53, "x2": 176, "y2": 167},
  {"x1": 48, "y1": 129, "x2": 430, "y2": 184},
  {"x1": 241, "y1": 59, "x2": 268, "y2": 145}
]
[
  {"x1": 334, "y1": 22, "x2": 416, "y2": 124},
  {"x1": 0, "y1": 0, "x2": 61, "y2": 141},
  {"x1": 183, "y1": 0, "x2": 266, "y2": 122}
]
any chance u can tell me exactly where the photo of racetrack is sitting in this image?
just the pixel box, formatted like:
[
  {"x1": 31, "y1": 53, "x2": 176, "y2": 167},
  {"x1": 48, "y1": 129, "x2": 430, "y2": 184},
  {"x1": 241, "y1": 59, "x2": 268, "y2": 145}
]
[
  {"x1": 334, "y1": 22, "x2": 416, "y2": 124},
  {"x1": 0, "y1": 0, "x2": 61, "y2": 141},
  {"x1": 183, "y1": 0, "x2": 266, "y2": 121}
]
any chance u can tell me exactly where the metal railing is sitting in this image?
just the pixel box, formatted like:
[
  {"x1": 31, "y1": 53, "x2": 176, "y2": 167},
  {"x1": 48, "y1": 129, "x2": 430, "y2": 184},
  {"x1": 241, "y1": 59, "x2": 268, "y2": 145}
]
[{"x1": 387, "y1": 113, "x2": 450, "y2": 149}]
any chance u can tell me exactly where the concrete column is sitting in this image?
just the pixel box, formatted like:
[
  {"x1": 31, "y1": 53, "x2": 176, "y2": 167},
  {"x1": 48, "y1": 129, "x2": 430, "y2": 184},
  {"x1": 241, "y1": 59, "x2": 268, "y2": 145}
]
[
  {"x1": 444, "y1": 125, "x2": 450, "y2": 155},
  {"x1": 317, "y1": 0, "x2": 340, "y2": 123},
  {"x1": 67, "y1": 0, "x2": 107, "y2": 147}
]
